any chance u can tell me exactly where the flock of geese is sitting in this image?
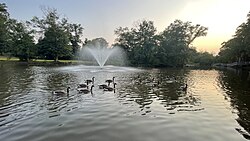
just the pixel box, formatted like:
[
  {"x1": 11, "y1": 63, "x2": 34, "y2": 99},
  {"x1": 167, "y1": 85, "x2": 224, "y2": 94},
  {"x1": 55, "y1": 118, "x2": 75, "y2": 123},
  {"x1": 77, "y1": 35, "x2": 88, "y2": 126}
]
[
  {"x1": 52, "y1": 77, "x2": 116, "y2": 95},
  {"x1": 52, "y1": 76, "x2": 188, "y2": 96}
]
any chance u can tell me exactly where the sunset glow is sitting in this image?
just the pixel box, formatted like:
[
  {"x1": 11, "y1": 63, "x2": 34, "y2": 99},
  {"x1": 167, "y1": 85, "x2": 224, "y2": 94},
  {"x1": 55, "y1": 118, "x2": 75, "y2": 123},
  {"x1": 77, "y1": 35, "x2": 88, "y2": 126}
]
[{"x1": 2, "y1": 0, "x2": 250, "y2": 53}]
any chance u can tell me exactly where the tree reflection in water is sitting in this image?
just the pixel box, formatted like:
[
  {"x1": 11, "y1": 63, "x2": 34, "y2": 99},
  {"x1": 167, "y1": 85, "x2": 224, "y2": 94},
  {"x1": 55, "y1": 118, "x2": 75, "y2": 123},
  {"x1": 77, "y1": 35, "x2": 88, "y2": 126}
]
[
  {"x1": 117, "y1": 69, "x2": 203, "y2": 116},
  {"x1": 217, "y1": 68, "x2": 250, "y2": 139}
]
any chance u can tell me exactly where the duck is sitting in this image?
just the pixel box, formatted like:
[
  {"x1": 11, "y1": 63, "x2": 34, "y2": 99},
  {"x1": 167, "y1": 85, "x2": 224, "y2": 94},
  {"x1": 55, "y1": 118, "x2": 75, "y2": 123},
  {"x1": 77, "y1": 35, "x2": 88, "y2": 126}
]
[
  {"x1": 53, "y1": 87, "x2": 70, "y2": 95},
  {"x1": 104, "y1": 83, "x2": 117, "y2": 91},
  {"x1": 85, "y1": 77, "x2": 95, "y2": 84},
  {"x1": 78, "y1": 85, "x2": 94, "y2": 94},
  {"x1": 105, "y1": 77, "x2": 115, "y2": 86}
]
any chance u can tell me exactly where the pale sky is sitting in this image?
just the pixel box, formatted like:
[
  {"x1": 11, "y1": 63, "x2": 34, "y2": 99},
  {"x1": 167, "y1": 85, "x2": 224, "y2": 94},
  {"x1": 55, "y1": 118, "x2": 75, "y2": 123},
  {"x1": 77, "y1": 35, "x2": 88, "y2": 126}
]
[{"x1": 1, "y1": 0, "x2": 250, "y2": 53}]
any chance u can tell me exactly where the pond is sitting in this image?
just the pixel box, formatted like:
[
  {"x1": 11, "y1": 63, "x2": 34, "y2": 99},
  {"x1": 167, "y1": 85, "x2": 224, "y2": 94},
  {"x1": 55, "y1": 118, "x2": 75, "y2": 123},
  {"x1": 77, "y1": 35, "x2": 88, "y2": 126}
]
[{"x1": 0, "y1": 63, "x2": 250, "y2": 141}]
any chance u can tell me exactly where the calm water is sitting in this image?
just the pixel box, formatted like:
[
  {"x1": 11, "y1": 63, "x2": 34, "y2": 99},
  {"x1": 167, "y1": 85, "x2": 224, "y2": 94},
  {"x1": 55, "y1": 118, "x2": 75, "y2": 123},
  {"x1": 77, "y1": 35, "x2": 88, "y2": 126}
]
[{"x1": 0, "y1": 63, "x2": 250, "y2": 141}]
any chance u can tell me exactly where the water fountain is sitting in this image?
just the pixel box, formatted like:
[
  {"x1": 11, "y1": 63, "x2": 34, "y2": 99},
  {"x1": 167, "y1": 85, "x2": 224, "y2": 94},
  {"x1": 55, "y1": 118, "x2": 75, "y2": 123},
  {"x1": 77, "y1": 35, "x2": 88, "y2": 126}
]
[{"x1": 79, "y1": 38, "x2": 126, "y2": 68}]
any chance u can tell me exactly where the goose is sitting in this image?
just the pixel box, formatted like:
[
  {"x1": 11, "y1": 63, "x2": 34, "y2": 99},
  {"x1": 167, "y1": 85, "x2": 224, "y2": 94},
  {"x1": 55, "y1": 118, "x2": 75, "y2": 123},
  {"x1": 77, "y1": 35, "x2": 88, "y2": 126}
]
[
  {"x1": 78, "y1": 85, "x2": 94, "y2": 94},
  {"x1": 104, "y1": 83, "x2": 117, "y2": 91},
  {"x1": 53, "y1": 87, "x2": 70, "y2": 95},
  {"x1": 77, "y1": 82, "x2": 89, "y2": 88},
  {"x1": 105, "y1": 77, "x2": 115, "y2": 86},
  {"x1": 181, "y1": 84, "x2": 188, "y2": 91},
  {"x1": 98, "y1": 84, "x2": 108, "y2": 89},
  {"x1": 85, "y1": 77, "x2": 95, "y2": 84}
]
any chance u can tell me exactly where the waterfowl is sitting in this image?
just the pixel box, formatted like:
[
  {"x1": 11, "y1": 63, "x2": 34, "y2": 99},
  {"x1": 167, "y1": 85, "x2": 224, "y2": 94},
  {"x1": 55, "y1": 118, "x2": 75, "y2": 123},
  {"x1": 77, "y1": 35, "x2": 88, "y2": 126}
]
[
  {"x1": 85, "y1": 77, "x2": 95, "y2": 84},
  {"x1": 53, "y1": 87, "x2": 70, "y2": 95},
  {"x1": 105, "y1": 77, "x2": 115, "y2": 86},
  {"x1": 98, "y1": 84, "x2": 108, "y2": 89},
  {"x1": 181, "y1": 84, "x2": 188, "y2": 91},
  {"x1": 77, "y1": 82, "x2": 89, "y2": 88},
  {"x1": 78, "y1": 85, "x2": 94, "y2": 94},
  {"x1": 104, "y1": 83, "x2": 117, "y2": 91}
]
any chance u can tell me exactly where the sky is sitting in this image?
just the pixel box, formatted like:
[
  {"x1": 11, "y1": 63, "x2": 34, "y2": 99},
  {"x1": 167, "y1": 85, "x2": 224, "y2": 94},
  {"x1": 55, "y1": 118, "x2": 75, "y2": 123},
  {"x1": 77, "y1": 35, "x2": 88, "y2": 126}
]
[{"x1": 1, "y1": 0, "x2": 250, "y2": 54}]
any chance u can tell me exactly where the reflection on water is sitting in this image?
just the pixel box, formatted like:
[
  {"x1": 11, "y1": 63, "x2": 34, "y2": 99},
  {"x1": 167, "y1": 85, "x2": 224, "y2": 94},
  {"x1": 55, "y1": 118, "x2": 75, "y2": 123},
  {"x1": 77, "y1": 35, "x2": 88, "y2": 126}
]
[
  {"x1": 117, "y1": 70, "x2": 203, "y2": 116},
  {"x1": 0, "y1": 63, "x2": 249, "y2": 141},
  {"x1": 217, "y1": 68, "x2": 250, "y2": 139}
]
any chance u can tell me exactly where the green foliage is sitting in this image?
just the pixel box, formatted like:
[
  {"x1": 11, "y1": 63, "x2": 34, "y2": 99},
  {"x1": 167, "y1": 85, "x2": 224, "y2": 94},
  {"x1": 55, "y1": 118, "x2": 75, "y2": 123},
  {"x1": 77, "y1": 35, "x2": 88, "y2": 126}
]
[
  {"x1": 218, "y1": 11, "x2": 250, "y2": 63},
  {"x1": 157, "y1": 20, "x2": 208, "y2": 67},
  {"x1": 115, "y1": 19, "x2": 208, "y2": 67},
  {"x1": 37, "y1": 26, "x2": 72, "y2": 61},
  {"x1": 193, "y1": 51, "x2": 215, "y2": 66},
  {"x1": 8, "y1": 20, "x2": 36, "y2": 61},
  {"x1": 0, "y1": 3, "x2": 10, "y2": 55},
  {"x1": 115, "y1": 20, "x2": 158, "y2": 66},
  {"x1": 1, "y1": 3, "x2": 214, "y2": 66},
  {"x1": 30, "y1": 8, "x2": 73, "y2": 61},
  {"x1": 68, "y1": 23, "x2": 83, "y2": 56},
  {"x1": 0, "y1": 4, "x2": 84, "y2": 62},
  {"x1": 86, "y1": 37, "x2": 109, "y2": 48}
]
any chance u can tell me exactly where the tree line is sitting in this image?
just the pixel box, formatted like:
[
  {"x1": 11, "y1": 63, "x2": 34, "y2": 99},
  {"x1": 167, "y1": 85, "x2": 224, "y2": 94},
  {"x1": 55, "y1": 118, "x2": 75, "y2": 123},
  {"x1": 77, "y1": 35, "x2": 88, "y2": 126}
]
[
  {"x1": 217, "y1": 11, "x2": 250, "y2": 63},
  {"x1": 0, "y1": 3, "x2": 216, "y2": 67},
  {"x1": 114, "y1": 20, "x2": 214, "y2": 67},
  {"x1": 0, "y1": 3, "x2": 83, "y2": 62}
]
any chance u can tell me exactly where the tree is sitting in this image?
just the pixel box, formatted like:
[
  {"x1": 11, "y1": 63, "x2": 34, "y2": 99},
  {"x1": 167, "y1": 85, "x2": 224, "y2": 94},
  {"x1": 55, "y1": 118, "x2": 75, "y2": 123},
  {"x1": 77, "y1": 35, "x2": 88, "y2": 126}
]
[
  {"x1": 218, "y1": 11, "x2": 250, "y2": 63},
  {"x1": 30, "y1": 8, "x2": 72, "y2": 61},
  {"x1": 114, "y1": 19, "x2": 208, "y2": 67},
  {"x1": 219, "y1": 38, "x2": 242, "y2": 63},
  {"x1": 114, "y1": 20, "x2": 158, "y2": 66},
  {"x1": 37, "y1": 26, "x2": 71, "y2": 61},
  {"x1": 8, "y1": 19, "x2": 36, "y2": 61},
  {"x1": 68, "y1": 23, "x2": 83, "y2": 56},
  {"x1": 134, "y1": 20, "x2": 158, "y2": 66},
  {"x1": 86, "y1": 37, "x2": 109, "y2": 48},
  {"x1": 0, "y1": 3, "x2": 10, "y2": 55},
  {"x1": 193, "y1": 51, "x2": 215, "y2": 66},
  {"x1": 157, "y1": 20, "x2": 208, "y2": 67}
]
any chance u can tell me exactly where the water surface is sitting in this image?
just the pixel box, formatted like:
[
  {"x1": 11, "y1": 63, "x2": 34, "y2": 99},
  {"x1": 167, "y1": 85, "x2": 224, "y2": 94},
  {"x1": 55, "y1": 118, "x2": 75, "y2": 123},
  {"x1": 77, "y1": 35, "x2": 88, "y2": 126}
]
[{"x1": 0, "y1": 63, "x2": 249, "y2": 141}]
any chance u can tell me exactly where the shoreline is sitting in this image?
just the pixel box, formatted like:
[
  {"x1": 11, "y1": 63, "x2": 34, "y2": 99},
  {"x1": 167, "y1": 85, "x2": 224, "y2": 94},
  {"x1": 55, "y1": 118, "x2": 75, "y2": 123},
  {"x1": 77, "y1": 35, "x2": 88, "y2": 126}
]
[
  {"x1": 0, "y1": 59, "x2": 94, "y2": 66},
  {"x1": 213, "y1": 62, "x2": 250, "y2": 70}
]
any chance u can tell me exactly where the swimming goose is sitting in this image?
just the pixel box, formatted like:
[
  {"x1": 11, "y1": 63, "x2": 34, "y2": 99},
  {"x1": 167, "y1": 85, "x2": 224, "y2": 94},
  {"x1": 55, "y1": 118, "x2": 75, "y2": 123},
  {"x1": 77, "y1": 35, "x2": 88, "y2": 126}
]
[
  {"x1": 78, "y1": 85, "x2": 94, "y2": 94},
  {"x1": 98, "y1": 84, "x2": 108, "y2": 89},
  {"x1": 77, "y1": 82, "x2": 89, "y2": 88},
  {"x1": 105, "y1": 77, "x2": 115, "y2": 86},
  {"x1": 104, "y1": 83, "x2": 117, "y2": 91},
  {"x1": 85, "y1": 77, "x2": 95, "y2": 84},
  {"x1": 181, "y1": 84, "x2": 188, "y2": 91},
  {"x1": 53, "y1": 87, "x2": 70, "y2": 95}
]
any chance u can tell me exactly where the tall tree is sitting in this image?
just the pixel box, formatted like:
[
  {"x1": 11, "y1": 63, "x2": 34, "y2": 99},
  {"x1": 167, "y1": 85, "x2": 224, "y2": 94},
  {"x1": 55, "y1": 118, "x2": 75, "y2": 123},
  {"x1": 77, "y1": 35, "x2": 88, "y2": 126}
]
[
  {"x1": 8, "y1": 19, "x2": 36, "y2": 61},
  {"x1": 29, "y1": 8, "x2": 72, "y2": 61},
  {"x1": 218, "y1": 11, "x2": 250, "y2": 63},
  {"x1": 114, "y1": 20, "x2": 158, "y2": 66},
  {"x1": 157, "y1": 20, "x2": 208, "y2": 67},
  {"x1": 0, "y1": 3, "x2": 10, "y2": 55},
  {"x1": 68, "y1": 23, "x2": 83, "y2": 56},
  {"x1": 37, "y1": 26, "x2": 71, "y2": 61},
  {"x1": 115, "y1": 19, "x2": 208, "y2": 67}
]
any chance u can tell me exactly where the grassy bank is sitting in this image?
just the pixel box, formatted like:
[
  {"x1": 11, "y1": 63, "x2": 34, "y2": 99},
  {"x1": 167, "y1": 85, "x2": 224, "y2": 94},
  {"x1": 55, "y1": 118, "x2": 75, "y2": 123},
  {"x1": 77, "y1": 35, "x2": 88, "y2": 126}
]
[
  {"x1": 0, "y1": 56, "x2": 19, "y2": 61},
  {"x1": 0, "y1": 56, "x2": 94, "y2": 66}
]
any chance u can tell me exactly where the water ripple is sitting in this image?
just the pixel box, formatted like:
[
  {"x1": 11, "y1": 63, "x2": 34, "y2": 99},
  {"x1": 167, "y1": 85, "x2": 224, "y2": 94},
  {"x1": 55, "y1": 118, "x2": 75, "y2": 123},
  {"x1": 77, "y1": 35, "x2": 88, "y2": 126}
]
[{"x1": 0, "y1": 65, "x2": 249, "y2": 141}]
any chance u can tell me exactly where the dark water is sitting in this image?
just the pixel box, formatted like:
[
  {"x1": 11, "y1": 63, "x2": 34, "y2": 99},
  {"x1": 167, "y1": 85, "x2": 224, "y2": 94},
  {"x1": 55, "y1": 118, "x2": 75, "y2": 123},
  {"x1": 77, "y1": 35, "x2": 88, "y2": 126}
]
[{"x1": 0, "y1": 63, "x2": 250, "y2": 141}]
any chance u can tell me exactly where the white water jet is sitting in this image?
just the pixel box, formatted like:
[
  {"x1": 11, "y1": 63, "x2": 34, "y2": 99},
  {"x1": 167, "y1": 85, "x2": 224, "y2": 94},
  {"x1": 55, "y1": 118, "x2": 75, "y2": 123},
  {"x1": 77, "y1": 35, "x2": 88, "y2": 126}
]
[{"x1": 79, "y1": 38, "x2": 126, "y2": 67}]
